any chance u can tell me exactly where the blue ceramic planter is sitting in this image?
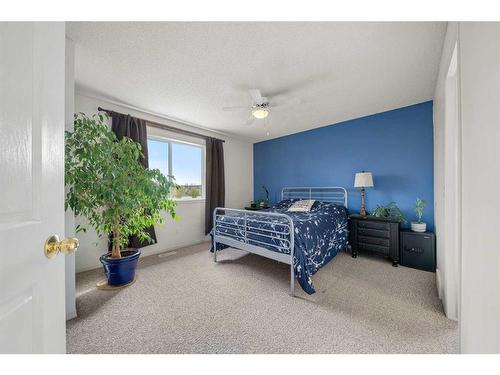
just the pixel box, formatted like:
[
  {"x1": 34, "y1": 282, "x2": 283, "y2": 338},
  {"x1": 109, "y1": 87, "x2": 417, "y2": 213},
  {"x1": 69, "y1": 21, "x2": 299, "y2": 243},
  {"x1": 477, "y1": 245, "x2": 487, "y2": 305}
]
[{"x1": 99, "y1": 249, "x2": 140, "y2": 286}]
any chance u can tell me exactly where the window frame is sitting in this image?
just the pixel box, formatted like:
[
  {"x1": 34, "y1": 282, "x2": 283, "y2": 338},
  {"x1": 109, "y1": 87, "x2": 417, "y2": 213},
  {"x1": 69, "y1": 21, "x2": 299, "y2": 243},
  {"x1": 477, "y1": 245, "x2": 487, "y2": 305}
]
[{"x1": 147, "y1": 134, "x2": 206, "y2": 202}]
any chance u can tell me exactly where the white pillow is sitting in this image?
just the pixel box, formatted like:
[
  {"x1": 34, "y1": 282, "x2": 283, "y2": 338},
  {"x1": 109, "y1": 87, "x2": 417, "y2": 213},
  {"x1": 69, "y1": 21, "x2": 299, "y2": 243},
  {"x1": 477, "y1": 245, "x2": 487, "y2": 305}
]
[{"x1": 287, "y1": 200, "x2": 316, "y2": 212}]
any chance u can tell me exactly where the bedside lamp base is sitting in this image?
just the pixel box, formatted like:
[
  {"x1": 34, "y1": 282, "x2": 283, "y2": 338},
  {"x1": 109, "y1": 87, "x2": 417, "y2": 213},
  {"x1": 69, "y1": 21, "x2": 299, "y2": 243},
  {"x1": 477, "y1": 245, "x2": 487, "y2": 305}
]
[{"x1": 359, "y1": 187, "x2": 368, "y2": 216}]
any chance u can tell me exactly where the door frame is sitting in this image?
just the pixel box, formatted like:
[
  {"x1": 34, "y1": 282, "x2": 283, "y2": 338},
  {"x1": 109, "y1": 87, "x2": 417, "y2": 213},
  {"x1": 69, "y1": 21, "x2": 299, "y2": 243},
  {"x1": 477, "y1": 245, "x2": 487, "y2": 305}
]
[{"x1": 442, "y1": 42, "x2": 461, "y2": 322}]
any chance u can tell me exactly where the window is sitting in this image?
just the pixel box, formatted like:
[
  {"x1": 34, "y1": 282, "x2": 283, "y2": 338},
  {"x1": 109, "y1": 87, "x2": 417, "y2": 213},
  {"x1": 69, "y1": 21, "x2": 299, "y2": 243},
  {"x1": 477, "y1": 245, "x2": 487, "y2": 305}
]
[{"x1": 147, "y1": 137, "x2": 204, "y2": 200}]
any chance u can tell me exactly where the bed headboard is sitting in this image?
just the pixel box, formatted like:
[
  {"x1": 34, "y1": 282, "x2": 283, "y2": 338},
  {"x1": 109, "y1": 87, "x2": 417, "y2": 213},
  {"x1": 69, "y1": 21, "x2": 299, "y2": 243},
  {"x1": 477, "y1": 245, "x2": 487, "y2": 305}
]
[{"x1": 281, "y1": 186, "x2": 348, "y2": 207}]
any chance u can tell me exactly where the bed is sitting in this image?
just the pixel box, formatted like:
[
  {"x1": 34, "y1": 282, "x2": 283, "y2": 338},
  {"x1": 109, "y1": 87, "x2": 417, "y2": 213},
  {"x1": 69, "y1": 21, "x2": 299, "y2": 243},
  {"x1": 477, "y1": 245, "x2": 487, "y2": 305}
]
[{"x1": 211, "y1": 187, "x2": 349, "y2": 296}]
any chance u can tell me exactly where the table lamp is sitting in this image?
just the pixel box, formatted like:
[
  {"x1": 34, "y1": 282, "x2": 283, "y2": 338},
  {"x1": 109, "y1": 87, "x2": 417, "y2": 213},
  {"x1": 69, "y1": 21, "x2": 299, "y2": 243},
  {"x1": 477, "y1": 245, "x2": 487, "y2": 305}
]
[{"x1": 354, "y1": 171, "x2": 374, "y2": 216}]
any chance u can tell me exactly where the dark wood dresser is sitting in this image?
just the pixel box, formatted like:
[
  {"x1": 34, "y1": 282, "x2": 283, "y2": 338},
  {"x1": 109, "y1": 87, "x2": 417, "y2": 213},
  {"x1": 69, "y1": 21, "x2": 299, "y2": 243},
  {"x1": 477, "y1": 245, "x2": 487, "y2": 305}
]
[{"x1": 349, "y1": 214, "x2": 400, "y2": 266}]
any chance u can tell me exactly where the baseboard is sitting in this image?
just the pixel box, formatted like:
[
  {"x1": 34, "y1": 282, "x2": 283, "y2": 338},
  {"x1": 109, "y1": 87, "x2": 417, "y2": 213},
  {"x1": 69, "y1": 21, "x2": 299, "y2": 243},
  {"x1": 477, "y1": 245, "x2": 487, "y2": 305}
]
[
  {"x1": 436, "y1": 268, "x2": 443, "y2": 300},
  {"x1": 435, "y1": 268, "x2": 459, "y2": 321},
  {"x1": 66, "y1": 310, "x2": 77, "y2": 321},
  {"x1": 153, "y1": 240, "x2": 210, "y2": 257},
  {"x1": 76, "y1": 239, "x2": 210, "y2": 274}
]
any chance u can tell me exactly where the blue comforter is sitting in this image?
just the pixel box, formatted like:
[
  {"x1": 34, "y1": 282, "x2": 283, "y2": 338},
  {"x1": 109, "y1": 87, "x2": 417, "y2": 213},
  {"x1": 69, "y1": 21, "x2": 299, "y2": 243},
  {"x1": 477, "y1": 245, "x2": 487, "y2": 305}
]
[{"x1": 211, "y1": 199, "x2": 349, "y2": 294}]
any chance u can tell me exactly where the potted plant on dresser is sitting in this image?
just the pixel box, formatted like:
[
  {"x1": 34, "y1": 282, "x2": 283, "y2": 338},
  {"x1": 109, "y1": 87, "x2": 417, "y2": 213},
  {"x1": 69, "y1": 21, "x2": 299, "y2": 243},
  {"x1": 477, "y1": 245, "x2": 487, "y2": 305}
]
[
  {"x1": 65, "y1": 113, "x2": 178, "y2": 286},
  {"x1": 411, "y1": 198, "x2": 427, "y2": 232},
  {"x1": 371, "y1": 202, "x2": 406, "y2": 223}
]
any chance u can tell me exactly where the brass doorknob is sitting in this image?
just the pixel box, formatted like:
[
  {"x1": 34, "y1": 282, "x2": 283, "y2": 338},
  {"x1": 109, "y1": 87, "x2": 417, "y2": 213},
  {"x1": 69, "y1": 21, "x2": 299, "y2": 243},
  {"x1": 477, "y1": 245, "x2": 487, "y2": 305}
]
[{"x1": 44, "y1": 235, "x2": 79, "y2": 259}]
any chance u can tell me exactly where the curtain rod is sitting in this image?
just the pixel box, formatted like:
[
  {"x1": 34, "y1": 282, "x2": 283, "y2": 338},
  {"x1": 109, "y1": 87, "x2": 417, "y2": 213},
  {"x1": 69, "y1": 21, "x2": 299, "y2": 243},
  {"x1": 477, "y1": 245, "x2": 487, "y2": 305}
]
[{"x1": 98, "y1": 106, "x2": 225, "y2": 143}]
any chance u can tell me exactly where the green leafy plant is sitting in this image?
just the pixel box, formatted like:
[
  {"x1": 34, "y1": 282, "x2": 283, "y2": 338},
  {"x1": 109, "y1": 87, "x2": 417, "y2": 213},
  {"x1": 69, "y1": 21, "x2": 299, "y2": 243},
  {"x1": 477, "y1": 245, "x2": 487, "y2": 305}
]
[
  {"x1": 371, "y1": 202, "x2": 406, "y2": 223},
  {"x1": 65, "y1": 113, "x2": 178, "y2": 259},
  {"x1": 415, "y1": 197, "x2": 427, "y2": 224}
]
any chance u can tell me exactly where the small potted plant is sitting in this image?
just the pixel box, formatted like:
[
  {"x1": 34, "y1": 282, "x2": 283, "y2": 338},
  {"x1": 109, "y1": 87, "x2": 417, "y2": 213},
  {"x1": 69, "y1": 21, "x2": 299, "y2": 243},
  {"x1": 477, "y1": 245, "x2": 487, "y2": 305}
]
[
  {"x1": 65, "y1": 113, "x2": 178, "y2": 286},
  {"x1": 411, "y1": 198, "x2": 427, "y2": 232}
]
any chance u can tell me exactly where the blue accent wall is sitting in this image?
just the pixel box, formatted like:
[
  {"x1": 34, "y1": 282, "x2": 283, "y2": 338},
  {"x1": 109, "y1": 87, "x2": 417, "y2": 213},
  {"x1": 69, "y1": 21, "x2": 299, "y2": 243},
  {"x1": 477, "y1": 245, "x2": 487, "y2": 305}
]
[{"x1": 253, "y1": 101, "x2": 434, "y2": 230}]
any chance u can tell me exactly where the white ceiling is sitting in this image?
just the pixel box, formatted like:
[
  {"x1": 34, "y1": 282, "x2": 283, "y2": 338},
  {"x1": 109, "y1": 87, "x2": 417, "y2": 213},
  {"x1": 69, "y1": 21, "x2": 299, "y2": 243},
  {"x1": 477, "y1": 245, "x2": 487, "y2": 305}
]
[{"x1": 67, "y1": 22, "x2": 446, "y2": 142}]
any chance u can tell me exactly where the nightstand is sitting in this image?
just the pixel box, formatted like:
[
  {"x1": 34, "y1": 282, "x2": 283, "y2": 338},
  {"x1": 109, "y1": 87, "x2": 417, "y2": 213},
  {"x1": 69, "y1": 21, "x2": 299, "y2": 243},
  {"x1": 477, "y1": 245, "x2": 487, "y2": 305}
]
[
  {"x1": 400, "y1": 230, "x2": 436, "y2": 272},
  {"x1": 349, "y1": 214, "x2": 400, "y2": 266}
]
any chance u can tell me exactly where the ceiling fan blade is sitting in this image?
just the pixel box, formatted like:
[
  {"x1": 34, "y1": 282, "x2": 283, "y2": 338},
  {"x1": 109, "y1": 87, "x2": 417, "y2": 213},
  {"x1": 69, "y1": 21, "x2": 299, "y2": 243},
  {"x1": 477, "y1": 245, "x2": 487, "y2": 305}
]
[
  {"x1": 222, "y1": 106, "x2": 249, "y2": 111},
  {"x1": 248, "y1": 89, "x2": 264, "y2": 105},
  {"x1": 266, "y1": 73, "x2": 328, "y2": 97},
  {"x1": 269, "y1": 94, "x2": 304, "y2": 108}
]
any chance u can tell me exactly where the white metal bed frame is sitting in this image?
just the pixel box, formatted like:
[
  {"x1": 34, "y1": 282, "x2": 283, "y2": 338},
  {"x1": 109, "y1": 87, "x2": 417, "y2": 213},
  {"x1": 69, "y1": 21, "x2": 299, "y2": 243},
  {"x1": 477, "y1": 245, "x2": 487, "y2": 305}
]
[{"x1": 212, "y1": 186, "x2": 348, "y2": 296}]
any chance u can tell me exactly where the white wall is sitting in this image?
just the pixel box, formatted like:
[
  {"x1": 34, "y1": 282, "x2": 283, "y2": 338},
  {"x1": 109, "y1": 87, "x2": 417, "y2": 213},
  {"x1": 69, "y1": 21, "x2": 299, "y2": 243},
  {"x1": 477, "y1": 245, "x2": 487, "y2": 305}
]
[
  {"x1": 73, "y1": 93, "x2": 254, "y2": 272},
  {"x1": 64, "y1": 37, "x2": 77, "y2": 320},
  {"x1": 459, "y1": 22, "x2": 500, "y2": 353},
  {"x1": 433, "y1": 22, "x2": 460, "y2": 320}
]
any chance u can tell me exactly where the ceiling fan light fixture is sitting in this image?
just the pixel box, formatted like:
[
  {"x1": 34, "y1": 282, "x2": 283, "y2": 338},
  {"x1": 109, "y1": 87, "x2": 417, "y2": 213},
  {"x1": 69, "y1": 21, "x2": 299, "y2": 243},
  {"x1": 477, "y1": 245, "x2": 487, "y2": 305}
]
[{"x1": 252, "y1": 108, "x2": 269, "y2": 119}]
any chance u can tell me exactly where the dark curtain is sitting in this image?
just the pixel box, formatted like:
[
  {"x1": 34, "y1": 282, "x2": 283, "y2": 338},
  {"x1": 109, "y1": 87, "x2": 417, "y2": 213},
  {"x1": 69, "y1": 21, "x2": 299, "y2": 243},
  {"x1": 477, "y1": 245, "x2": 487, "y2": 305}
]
[
  {"x1": 205, "y1": 137, "x2": 225, "y2": 235},
  {"x1": 109, "y1": 111, "x2": 158, "y2": 249}
]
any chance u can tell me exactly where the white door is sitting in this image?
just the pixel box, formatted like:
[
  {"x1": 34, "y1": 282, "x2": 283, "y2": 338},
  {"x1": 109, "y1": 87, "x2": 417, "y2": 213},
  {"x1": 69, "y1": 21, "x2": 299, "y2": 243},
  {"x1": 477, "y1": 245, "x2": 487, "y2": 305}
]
[{"x1": 0, "y1": 22, "x2": 67, "y2": 353}]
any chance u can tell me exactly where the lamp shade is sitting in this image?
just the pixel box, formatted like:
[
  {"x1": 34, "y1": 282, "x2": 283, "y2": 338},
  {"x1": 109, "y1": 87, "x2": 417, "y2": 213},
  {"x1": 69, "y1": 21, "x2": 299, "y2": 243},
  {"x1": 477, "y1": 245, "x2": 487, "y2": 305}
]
[{"x1": 354, "y1": 172, "x2": 374, "y2": 188}]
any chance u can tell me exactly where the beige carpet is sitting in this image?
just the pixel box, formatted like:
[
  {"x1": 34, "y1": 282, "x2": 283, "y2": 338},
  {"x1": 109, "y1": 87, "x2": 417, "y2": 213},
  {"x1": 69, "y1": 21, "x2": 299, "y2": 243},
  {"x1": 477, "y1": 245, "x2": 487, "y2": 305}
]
[{"x1": 67, "y1": 243, "x2": 458, "y2": 354}]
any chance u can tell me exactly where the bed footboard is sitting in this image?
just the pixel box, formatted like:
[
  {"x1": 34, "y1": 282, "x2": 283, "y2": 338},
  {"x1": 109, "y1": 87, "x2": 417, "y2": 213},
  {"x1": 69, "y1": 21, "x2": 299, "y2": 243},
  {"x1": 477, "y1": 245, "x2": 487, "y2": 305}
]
[{"x1": 212, "y1": 207, "x2": 295, "y2": 296}]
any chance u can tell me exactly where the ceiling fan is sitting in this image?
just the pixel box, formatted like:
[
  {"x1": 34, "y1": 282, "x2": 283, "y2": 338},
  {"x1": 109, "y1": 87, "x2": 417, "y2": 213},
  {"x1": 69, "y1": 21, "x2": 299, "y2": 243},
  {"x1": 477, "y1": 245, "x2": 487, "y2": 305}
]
[{"x1": 222, "y1": 89, "x2": 302, "y2": 136}]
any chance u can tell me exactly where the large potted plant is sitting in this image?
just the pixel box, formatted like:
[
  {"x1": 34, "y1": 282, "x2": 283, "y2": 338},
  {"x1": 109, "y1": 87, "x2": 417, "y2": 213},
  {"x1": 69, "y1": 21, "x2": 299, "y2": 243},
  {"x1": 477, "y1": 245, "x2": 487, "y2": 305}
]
[{"x1": 65, "y1": 113, "x2": 178, "y2": 286}]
